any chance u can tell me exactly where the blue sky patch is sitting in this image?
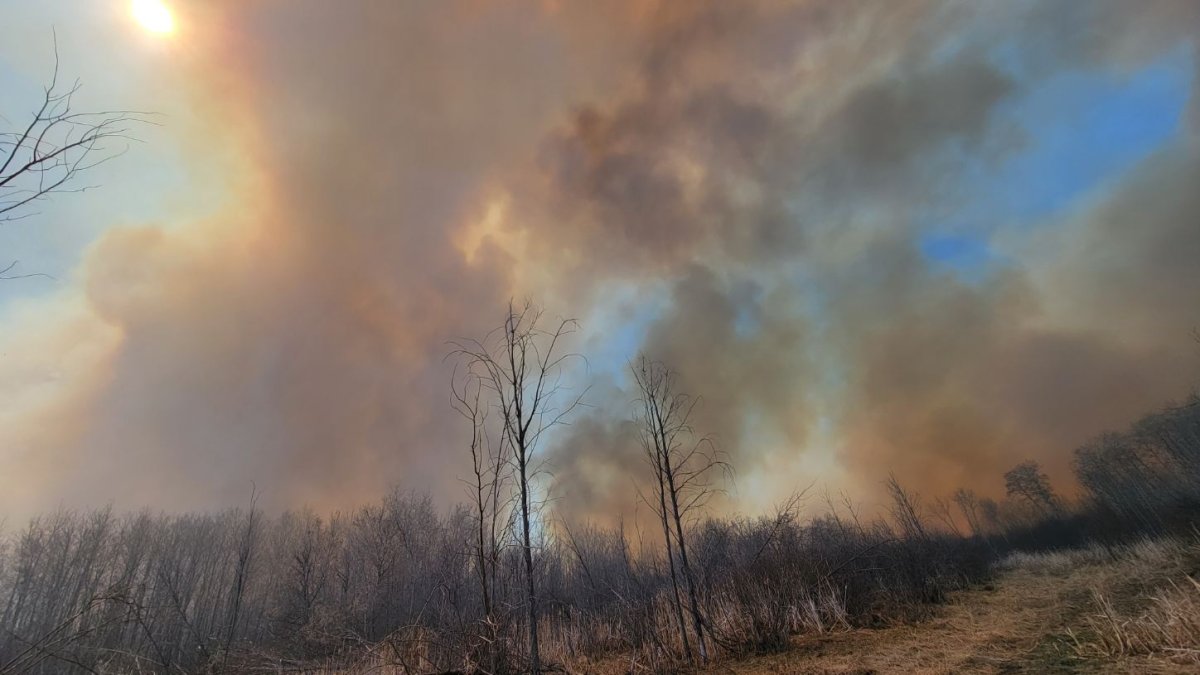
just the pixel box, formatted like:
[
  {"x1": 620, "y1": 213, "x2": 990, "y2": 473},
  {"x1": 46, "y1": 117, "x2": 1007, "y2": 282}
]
[{"x1": 918, "y1": 45, "x2": 1193, "y2": 280}]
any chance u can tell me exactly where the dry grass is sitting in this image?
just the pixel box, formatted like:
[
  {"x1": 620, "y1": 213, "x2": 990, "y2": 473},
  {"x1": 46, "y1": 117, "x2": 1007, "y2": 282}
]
[
  {"x1": 995, "y1": 537, "x2": 1185, "y2": 576},
  {"x1": 271, "y1": 538, "x2": 1200, "y2": 674},
  {"x1": 1065, "y1": 538, "x2": 1200, "y2": 671},
  {"x1": 678, "y1": 536, "x2": 1200, "y2": 674},
  {"x1": 995, "y1": 542, "x2": 1115, "y2": 575},
  {"x1": 1080, "y1": 578, "x2": 1200, "y2": 664}
]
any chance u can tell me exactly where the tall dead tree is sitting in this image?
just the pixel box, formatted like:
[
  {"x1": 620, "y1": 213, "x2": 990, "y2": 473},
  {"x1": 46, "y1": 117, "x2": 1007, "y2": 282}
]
[
  {"x1": 451, "y1": 370, "x2": 495, "y2": 621},
  {"x1": 630, "y1": 355, "x2": 728, "y2": 665},
  {"x1": 632, "y1": 362, "x2": 691, "y2": 661},
  {"x1": 450, "y1": 364, "x2": 516, "y2": 674},
  {"x1": 452, "y1": 300, "x2": 585, "y2": 673}
]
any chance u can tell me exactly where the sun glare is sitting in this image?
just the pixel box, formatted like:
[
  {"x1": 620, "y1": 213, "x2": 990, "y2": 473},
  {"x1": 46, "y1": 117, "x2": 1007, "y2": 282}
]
[{"x1": 131, "y1": 0, "x2": 175, "y2": 35}]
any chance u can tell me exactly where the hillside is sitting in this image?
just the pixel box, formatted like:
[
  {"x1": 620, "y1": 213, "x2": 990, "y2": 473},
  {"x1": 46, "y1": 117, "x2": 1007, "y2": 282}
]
[{"x1": 690, "y1": 539, "x2": 1200, "y2": 674}]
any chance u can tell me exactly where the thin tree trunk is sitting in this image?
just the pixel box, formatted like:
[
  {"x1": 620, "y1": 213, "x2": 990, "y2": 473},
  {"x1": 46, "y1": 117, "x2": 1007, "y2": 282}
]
[
  {"x1": 518, "y1": 452, "x2": 540, "y2": 674},
  {"x1": 665, "y1": 466, "x2": 707, "y2": 664},
  {"x1": 656, "y1": 449, "x2": 692, "y2": 661},
  {"x1": 476, "y1": 503, "x2": 492, "y2": 619}
]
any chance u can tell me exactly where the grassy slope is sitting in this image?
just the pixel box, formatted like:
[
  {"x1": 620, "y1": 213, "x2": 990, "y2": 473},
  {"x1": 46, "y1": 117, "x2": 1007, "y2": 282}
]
[{"x1": 691, "y1": 539, "x2": 1200, "y2": 675}]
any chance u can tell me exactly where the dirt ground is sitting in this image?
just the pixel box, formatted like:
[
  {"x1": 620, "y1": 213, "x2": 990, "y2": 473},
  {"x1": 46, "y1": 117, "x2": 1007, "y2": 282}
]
[{"x1": 687, "y1": 541, "x2": 1200, "y2": 675}]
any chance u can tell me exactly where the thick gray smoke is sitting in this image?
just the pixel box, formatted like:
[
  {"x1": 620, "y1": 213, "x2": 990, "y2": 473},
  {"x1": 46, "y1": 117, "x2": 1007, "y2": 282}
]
[{"x1": 0, "y1": 0, "x2": 1197, "y2": 522}]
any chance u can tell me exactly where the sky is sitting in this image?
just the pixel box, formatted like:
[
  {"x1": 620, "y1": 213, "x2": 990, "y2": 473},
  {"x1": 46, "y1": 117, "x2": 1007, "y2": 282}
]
[{"x1": 0, "y1": 0, "x2": 1198, "y2": 524}]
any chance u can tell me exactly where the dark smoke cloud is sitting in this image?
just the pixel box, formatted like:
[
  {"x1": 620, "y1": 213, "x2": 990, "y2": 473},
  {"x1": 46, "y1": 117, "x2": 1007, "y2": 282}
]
[
  {"x1": 523, "y1": 0, "x2": 1200, "y2": 516},
  {"x1": 0, "y1": 0, "x2": 1197, "y2": 523}
]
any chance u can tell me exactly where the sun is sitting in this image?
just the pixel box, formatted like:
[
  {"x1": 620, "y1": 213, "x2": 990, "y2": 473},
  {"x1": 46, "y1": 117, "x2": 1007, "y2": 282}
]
[{"x1": 131, "y1": 0, "x2": 176, "y2": 35}]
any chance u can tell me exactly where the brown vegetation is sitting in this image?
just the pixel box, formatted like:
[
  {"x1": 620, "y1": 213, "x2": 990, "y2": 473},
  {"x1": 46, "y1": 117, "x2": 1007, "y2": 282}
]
[
  {"x1": 0, "y1": 307, "x2": 1197, "y2": 673},
  {"x1": 685, "y1": 537, "x2": 1200, "y2": 674}
]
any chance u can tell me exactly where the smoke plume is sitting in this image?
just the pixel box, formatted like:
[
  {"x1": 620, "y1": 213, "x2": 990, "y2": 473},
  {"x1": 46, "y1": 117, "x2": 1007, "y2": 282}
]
[{"x1": 1, "y1": 0, "x2": 1197, "y2": 522}]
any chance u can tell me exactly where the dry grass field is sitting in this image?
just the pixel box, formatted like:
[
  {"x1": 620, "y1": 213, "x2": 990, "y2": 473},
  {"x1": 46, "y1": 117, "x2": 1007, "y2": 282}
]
[{"x1": 680, "y1": 538, "x2": 1200, "y2": 675}]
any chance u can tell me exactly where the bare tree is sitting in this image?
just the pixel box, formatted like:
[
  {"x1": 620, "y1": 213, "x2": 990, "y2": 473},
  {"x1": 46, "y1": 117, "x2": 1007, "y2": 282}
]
[
  {"x1": 632, "y1": 363, "x2": 691, "y2": 662},
  {"x1": 952, "y1": 488, "x2": 984, "y2": 537},
  {"x1": 276, "y1": 510, "x2": 337, "y2": 640},
  {"x1": 1, "y1": 37, "x2": 148, "y2": 226},
  {"x1": 222, "y1": 487, "x2": 260, "y2": 671},
  {"x1": 451, "y1": 370, "x2": 496, "y2": 622},
  {"x1": 930, "y1": 496, "x2": 962, "y2": 536},
  {"x1": 1004, "y1": 461, "x2": 1060, "y2": 517},
  {"x1": 452, "y1": 300, "x2": 586, "y2": 673},
  {"x1": 450, "y1": 365, "x2": 518, "y2": 673},
  {"x1": 884, "y1": 473, "x2": 926, "y2": 540},
  {"x1": 630, "y1": 355, "x2": 729, "y2": 665}
]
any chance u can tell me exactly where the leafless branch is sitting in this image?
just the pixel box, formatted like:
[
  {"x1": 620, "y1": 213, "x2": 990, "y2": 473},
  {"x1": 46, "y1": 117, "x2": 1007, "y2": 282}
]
[{"x1": 1, "y1": 33, "x2": 155, "y2": 225}]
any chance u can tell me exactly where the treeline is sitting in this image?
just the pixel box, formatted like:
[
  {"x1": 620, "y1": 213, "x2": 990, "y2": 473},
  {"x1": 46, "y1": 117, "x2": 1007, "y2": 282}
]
[
  {"x1": 0, "y1": 492, "x2": 994, "y2": 673},
  {"x1": 0, "y1": 303, "x2": 991, "y2": 674},
  {"x1": 1075, "y1": 394, "x2": 1200, "y2": 534},
  {"x1": 946, "y1": 392, "x2": 1200, "y2": 553},
  {"x1": 0, "y1": 305, "x2": 1197, "y2": 674}
]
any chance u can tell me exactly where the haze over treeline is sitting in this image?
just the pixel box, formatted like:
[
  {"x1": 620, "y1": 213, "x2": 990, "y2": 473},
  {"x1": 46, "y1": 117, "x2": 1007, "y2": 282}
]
[{"x1": 1, "y1": 0, "x2": 1199, "y2": 524}]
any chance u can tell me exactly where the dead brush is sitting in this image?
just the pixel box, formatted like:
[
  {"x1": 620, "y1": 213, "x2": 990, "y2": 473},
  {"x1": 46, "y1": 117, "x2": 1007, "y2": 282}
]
[
  {"x1": 1077, "y1": 576, "x2": 1200, "y2": 665},
  {"x1": 700, "y1": 579, "x2": 851, "y2": 656}
]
